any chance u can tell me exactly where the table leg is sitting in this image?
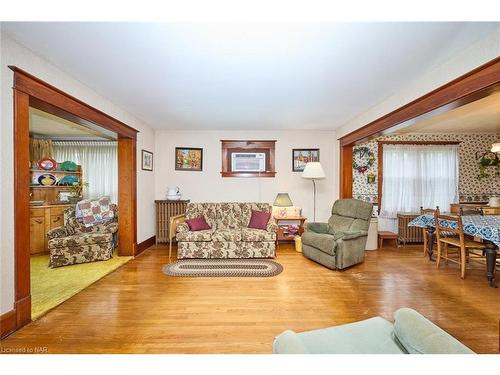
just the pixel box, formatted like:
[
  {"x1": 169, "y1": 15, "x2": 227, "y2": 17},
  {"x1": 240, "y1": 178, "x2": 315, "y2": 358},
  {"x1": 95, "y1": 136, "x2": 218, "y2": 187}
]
[
  {"x1": 426, "y1": 226, "x2": 435, "y2": 261},
  {"x1": 484, "y1": 241, "x2": 498, "y2": 288}
]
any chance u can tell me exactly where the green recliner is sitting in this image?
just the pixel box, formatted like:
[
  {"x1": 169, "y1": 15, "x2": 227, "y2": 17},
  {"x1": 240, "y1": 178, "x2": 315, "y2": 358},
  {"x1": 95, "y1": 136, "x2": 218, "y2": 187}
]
[{"x1": 301, "y1": 199, "x2": 373, "y2": 270}]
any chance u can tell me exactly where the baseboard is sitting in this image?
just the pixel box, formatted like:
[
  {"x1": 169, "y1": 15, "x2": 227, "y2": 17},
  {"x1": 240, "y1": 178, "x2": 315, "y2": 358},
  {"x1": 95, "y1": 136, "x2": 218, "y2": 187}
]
[
  {"x1": 0, "y1": 308, "x2": 17, "y2": 339},
  {"x1": 136, "y1": 235, "x2": 156, "y2": 256}
]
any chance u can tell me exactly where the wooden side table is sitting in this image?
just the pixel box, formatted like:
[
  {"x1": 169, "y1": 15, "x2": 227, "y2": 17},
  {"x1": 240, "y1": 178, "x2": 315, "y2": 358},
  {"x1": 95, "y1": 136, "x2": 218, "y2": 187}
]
[{"x1": 274, "y1": 216, "x2": 307, "y2": 249}]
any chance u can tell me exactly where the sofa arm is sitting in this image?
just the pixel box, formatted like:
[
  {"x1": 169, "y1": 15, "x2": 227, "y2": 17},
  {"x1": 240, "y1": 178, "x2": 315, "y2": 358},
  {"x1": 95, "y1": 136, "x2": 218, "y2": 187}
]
[
  {"x1": 305, "y1": 222, "x2": 329, "y2": 234},
  {"x1": 176, "y1": 222, "x2": 190, "y2": 233},
  {"x1": 266, "y1": 221, "x2": 278, "y2": 233},
  {"x1": 47, "y1": 226, "x2": 71, "y2": 240},
  {"x1": 272, "y1": 330, "x2": 309, "y2": 354}
]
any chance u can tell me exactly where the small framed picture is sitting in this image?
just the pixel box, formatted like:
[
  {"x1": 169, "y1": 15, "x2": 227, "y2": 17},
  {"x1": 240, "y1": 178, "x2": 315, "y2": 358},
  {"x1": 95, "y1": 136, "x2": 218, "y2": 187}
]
[
  {"x1": 175, "y1": 147, "x2": 203, "y2": 171},
  {"x1": 141, "y1": 150, "x2": 153, "y2": 171},
  {"x1": 292, "y1": 149, "x2": 320, "y2": 172}
]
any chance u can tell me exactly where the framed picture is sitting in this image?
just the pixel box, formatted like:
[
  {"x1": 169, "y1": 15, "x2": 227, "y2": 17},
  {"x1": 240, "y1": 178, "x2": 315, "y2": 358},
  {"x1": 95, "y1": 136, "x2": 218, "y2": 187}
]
[
  {"x1": 292, "y1": 148, "x2": 320, "y2": 172},
  {"x1": 141, "y1": 150, "x2": 153, "y2": 171},
  {"x1": 175, "y1": 147, "x2": 203, "y2": 171}
]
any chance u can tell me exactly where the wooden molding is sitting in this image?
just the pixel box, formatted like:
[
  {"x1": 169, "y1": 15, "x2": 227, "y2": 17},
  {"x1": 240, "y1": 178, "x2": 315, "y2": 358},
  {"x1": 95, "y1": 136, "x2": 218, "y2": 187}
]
[
  {"x1": 10, "y1": 67, "x2": 139, "y2": 338},
  {"x1": 339, "y1": 57, "x2": 500, "y2": 199},
  {"x1": 0, "y1": 309, "x2": 17, "y2": 339},
  {"x1": 9, "y1": 66, "x2": 139, "y2": 139},
  {"x1": 220, "y1": 140, "x2": 277, "y2": 178},
  {"x1": 136, "y1": 236, "x2": 156, "y2": 256}
]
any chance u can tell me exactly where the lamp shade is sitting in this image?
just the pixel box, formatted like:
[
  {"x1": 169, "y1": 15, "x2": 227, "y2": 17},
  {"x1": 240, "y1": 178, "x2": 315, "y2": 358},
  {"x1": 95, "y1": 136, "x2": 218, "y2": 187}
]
[
  {"x1": 302, "y1": 162, "x2": 325, "y2": 179},
  {"x1": 492, "y1": 142, "x2": 500, "y2": 153},
  {"x1": 273, "y1": 193, "x2": 293, "y2": 207}
]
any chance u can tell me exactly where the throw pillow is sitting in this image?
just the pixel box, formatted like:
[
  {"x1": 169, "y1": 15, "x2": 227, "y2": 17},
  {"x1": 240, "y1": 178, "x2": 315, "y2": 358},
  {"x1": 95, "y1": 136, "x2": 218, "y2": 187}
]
[
  {"x1": 76, "y1": 196, "x2": 114, "y2": 227},
  {"x1": 248, "y1": 210, "x2": 271, "y2": 230},
  {"x1": 185, "y1": 216, "x2": 211, "y2": 231}
]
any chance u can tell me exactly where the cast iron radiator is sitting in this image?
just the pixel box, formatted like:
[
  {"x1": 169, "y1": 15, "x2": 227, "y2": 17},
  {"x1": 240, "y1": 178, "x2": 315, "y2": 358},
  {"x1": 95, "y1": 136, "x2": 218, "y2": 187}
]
[
  {"x1": 155, "y1": 200, "x2": 190, "y2": 244},
  {"x1": 397, "y1": 213, "x2": 423, "y2": 246}
]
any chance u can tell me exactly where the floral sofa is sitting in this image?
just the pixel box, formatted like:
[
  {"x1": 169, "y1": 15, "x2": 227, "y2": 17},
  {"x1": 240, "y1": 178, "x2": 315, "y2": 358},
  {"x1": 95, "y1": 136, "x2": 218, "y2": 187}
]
[
  {"x1": 176, "y1": 202, "x2": 278, "y2": 259},
  {"x1": 47, "y1": 204, "x2": 118, "y2": 268}
]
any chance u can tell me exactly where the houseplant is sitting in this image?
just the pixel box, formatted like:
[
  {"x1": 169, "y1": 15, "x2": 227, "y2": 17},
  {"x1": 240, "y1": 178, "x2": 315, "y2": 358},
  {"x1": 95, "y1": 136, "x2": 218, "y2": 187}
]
[{"x1": 68, "y1": 181, "x2": 88, "y2": 204}]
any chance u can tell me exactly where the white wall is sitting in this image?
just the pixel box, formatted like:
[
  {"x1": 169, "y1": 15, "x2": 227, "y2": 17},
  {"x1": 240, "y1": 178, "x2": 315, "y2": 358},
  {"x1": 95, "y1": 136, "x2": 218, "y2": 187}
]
[
  {"x1": 0, "y1": 32, "x2": 156, "y2": 314},
  {"x1": 154, "y1": 130, "x2": 337, "y2": 223}
]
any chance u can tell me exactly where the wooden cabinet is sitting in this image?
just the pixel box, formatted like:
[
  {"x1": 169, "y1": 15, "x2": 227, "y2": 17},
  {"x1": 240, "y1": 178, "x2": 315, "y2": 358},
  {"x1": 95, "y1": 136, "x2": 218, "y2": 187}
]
[{"x1": 29, "y1": 205, "x2": 71, "y2": 255}]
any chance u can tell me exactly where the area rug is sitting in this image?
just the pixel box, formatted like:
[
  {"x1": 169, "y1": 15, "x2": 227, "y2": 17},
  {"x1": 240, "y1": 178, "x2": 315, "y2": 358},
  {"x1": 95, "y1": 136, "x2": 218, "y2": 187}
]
[
  {"x1": 162, "y1": 259, "x2": 283, "y2": 277},
  {"x1": 31, "y1": 250, "x2": 132, "y2": 320}
]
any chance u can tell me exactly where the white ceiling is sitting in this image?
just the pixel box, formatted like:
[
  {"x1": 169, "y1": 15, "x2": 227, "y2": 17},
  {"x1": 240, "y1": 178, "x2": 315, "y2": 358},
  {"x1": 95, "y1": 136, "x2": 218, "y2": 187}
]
[
  {"x1": 4, "y1": 22, "x2": 500, "y2": 130},
  {"x1": 395, "y1": 91, "x2": 500, "y2": 134}
]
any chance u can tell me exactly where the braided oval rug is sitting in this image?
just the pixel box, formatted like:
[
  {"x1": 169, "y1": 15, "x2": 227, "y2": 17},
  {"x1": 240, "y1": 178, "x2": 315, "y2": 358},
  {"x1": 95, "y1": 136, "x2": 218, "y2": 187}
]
[{"x1": 162, "y1": 259, "x2": 283, "y2": 277}]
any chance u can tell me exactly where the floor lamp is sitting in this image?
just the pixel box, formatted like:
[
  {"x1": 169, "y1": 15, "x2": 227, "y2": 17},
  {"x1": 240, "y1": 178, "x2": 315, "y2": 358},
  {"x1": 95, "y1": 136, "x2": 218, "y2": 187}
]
[{"x1": 302, "y1": 162, "x2": 325, "y2": 222}]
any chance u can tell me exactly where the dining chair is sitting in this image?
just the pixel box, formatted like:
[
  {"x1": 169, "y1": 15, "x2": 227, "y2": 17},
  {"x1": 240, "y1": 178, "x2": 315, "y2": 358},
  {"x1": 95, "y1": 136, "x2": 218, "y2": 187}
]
[
  {"x1": 434, "y1": 209, "x2": 485, "y2": 279},
  {"x1": 420, "y1": 206, "x2": 439, "y2": 257}
]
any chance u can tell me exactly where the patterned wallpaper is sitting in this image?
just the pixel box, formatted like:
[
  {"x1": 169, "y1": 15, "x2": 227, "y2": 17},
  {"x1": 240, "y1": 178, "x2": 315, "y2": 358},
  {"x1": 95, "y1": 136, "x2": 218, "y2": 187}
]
[{"x1": 352, "y1": 133, "x2": 500, "y2": 204}]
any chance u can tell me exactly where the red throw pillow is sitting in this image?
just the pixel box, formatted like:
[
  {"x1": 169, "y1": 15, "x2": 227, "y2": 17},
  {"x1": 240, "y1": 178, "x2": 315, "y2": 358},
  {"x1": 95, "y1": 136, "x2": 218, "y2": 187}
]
[
  {"x1": 185, "y1": 216, "x2": 211, "y2": 231},
  {"x1": 248, "y1": 210, "x2": 271, "y2": 230}
]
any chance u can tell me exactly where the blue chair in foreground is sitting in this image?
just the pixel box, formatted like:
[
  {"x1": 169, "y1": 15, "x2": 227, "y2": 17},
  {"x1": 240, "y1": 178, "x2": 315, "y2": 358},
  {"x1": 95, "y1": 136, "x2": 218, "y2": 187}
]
[{"x1": 272, "y1": 308, "x2": 474, "y2": 354}]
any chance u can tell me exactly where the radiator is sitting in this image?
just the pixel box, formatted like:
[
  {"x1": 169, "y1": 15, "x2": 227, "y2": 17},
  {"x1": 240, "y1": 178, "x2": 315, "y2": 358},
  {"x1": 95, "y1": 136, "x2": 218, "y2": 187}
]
[
  {"x1": 397, "y1": 213, "x2": 423, "y2": 245},
  {"x1": 155, "y1": 200, "x2": 190, "y2": 244}
]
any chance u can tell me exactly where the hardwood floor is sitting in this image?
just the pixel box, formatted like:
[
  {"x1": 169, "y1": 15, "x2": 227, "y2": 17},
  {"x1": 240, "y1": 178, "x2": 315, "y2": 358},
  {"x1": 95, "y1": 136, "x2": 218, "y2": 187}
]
[{"x1": 1, "y1": 244, "x2": 499, "y2": 353}]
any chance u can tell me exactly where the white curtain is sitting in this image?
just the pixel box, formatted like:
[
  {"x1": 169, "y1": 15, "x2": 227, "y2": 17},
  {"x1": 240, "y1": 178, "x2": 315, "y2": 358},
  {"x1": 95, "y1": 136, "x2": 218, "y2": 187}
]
[
  {"x1": 53, "y1": 141, "x2": 118, "y2": 203},
  {"x1": 380, "y1": 144, "x2": 459, "y2": 232}
]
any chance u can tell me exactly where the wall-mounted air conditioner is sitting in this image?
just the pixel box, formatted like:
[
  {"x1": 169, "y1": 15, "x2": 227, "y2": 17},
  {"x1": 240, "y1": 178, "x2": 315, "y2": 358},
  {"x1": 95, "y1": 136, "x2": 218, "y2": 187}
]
[{"x1": 231, "y1": 152, "x2": 266, "y2": 172}]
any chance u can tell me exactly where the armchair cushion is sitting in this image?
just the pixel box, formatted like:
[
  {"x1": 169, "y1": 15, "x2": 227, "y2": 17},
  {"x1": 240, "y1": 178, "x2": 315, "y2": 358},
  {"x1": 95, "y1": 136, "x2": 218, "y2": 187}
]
[
  {"x1": 301, "y1": 232, "x2": 337, "y2": 256},
  {"x1": 331, "y1": 230, "x2": 368, "y2": 241},
  {"x1": 48, "y1": 232, "x2": 113, "y2": 249},
  {"x1": 241, "y1": 228, "x2": 276, "y2": 242}
]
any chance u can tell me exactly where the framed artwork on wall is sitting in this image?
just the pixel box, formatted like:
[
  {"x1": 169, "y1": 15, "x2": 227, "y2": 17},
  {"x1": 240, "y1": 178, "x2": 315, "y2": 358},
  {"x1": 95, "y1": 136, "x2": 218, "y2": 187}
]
[
  {"x1": 292, "y1": 148, "x2": 320, "y2": 172},
  {"x1": 175, "y1": 147, "x2": 203, "y2": 171},
  {"x1": 141, "y1": 149, "x2": 153, "y2": 171}
]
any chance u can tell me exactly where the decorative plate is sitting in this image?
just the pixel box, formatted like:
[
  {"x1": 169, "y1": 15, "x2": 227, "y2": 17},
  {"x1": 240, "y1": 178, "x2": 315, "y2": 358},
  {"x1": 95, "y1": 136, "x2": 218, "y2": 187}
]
[
  {"x1": 60, "y1": 160, "x2": 78, "y2": 172},
  {"x1": 38, "y1": 174, "x2": 57, "y2": 186},
  {"x1": 37, "y1": 157, "x2": 57, "y2": 171},
  {"x1": 58, "y1": 175, "x2": 79, "y2": 186}
]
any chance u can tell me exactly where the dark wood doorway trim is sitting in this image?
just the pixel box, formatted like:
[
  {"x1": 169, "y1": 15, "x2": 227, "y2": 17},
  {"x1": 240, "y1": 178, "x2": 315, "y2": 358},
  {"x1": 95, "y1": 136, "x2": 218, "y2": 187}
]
[
  {"x1": 338, "y1": 57, "x2": 500, "y2": 199},
  {"x1": 8, "y1": 66, "x2": 138, "y2": 337}
]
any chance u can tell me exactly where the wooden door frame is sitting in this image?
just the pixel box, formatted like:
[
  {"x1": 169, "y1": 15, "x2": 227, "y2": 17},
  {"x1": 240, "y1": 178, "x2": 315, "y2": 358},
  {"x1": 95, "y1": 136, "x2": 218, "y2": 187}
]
[
  {"x1": 9, "y1": 66, "x2": 138, "y2": 334},
  {"x1": 338, "y1": 57, "x2": 500, "y2": 199}
]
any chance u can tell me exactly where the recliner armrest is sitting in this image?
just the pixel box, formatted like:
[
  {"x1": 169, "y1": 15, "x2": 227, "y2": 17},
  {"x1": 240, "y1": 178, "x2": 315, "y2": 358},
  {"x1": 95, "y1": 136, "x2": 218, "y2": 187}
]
[
  {"x1": 305, "y1": 222, "x2": 329, "y2": 234},
  {"x1": 333, "y1": 230, "x2": 368, "y2": 241}
]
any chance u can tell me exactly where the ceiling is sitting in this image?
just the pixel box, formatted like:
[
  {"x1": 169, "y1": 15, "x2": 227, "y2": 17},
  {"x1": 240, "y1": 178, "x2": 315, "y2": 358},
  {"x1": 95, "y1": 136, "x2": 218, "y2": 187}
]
[
  {"x1": 5, "y1": 22, "x2": 500, "y2": 130},
  {"x1": 29, "y1": 107, "x2": 114, "y2": 140},
  {"x1": 394, "y1": 91, "x2": 500, "y2": 134}
]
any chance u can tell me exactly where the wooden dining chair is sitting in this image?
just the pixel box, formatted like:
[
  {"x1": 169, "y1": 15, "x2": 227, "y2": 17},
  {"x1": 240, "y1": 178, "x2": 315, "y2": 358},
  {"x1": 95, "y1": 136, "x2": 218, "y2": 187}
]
[
  {"x1": 420, "y1": 206, "x2": 439, "y2": 257},
  {"x1": 434, "y1": 209, "x2": 485, "y2": 279}
]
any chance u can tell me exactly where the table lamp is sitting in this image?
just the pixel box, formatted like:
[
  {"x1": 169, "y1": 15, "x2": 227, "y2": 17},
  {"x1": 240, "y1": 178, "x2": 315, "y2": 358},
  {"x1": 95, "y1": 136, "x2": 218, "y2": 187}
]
[
  {"x1": 302, "y1": 162, "x2": 325, "y2": 222},
  {"x1": 273, "y1": 193, "x2": 293, "y2": 218}
]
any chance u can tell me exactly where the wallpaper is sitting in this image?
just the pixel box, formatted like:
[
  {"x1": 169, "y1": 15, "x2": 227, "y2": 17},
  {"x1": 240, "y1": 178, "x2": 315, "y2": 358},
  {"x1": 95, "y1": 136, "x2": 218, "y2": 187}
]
[{"x1": 352, "y1": 133, "x2": 500, "y2": 204}]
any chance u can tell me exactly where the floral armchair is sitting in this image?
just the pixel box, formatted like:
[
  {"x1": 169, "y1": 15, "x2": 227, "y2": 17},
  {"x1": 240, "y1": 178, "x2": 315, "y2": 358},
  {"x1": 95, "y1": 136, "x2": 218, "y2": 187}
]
[{"x1": 47, "y1": 204, "x2": 118, "y2": 268}]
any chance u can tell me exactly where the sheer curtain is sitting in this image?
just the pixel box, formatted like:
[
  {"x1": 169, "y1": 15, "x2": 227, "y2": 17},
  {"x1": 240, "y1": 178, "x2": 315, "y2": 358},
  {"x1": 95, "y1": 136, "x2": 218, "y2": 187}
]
[
  {"x1": 53, "y1": 141, "x2": 118, "y2": 203},
  {"x1": 380, "y1": 144, "x2": 459, "y2": 232}
]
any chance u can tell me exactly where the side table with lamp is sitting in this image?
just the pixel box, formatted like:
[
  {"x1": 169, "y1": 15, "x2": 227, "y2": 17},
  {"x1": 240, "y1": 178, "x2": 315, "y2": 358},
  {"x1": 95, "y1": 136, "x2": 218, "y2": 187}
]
[{"x1": 272, "y1": 193, "x2": 307, "y2": 251}]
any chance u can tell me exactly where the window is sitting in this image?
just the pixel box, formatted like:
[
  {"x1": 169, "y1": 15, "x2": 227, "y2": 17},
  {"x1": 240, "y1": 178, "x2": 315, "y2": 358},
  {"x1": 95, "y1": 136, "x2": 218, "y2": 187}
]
[
  {"x1": 53, "y1": 141, "x2": 118, "y2": 203},
  {"x1": 379, "y1": 144, "x2": 459, "y2": 231}
]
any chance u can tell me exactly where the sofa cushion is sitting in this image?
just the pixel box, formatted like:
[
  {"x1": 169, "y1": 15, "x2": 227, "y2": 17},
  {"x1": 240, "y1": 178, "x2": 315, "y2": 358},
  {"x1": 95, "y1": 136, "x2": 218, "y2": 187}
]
[
  {"x1": 212, "y1": 229, "x2": 242, "y2": 242},
  {"x1": 176, "y1": 230, "x2": 213, "y2": 242},
  {"x1": 301, "y1": 232, "x2": 337, "y2": 256},
  {"x1": 393, "y1": 308, "x2": 475, "y2": 354},
  {"x1": 185, "y1": 216, "x2": 211, "y2": 231},
  {"x1": 241, "y1": 228, "x2": 276, "y2": 242},
  {"x1": 48, "y1": 232, "x2": 113, "y2": 248},
  {"x1": 216, "y1": 203, "x2": 244, "y2": 229},
  {"x1": 248, "y1": 210, "x2": 271, "y2": 230}
]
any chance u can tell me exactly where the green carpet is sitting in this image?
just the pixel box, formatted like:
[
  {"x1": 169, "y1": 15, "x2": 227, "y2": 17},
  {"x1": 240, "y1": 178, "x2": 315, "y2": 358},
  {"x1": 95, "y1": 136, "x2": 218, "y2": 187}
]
[{"x1": 30, "y1": 250, "x2": 132, "y2": 320}]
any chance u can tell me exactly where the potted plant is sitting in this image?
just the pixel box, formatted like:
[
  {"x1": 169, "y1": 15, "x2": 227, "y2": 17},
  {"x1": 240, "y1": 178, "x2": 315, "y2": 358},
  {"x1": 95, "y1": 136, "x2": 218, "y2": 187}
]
[{"x1": 68, "y1": 181, "x2": 88, "y2": 204}]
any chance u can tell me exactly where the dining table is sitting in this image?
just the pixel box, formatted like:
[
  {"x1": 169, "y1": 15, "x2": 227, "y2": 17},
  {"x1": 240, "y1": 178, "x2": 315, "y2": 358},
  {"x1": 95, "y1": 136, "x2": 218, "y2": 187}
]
[{"x1": 408, "y1": 214, "x2": 500, "y2": 287}]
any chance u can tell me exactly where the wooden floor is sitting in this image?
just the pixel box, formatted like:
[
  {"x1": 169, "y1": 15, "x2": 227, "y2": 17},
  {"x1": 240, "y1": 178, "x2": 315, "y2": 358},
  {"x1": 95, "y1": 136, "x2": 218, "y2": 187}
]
[{"x1": 1, "y1": 244, "x2": 499, "y2": 353}]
